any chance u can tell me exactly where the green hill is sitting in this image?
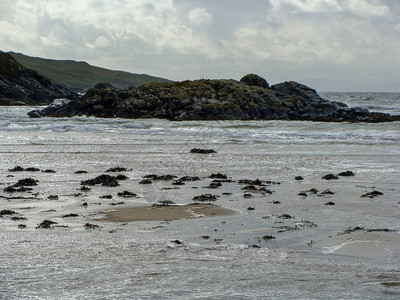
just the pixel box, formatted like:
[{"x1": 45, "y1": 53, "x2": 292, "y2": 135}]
[{"x1": 8, "y1": 52, "x2": 170, "y2": 93}]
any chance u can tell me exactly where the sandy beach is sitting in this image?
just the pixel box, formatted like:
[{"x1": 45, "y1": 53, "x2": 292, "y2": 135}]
[{"x1": 98, "y1": 203, "x2": 238, "y2": 222}]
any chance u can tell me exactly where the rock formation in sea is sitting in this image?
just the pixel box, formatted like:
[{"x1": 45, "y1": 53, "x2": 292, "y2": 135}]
[
  {"x1": 0, "y1": 52, "x2": 78, "y2": 105},
  {"x1": 28, "y1": 73, "x2": 398, "y2": 122}
]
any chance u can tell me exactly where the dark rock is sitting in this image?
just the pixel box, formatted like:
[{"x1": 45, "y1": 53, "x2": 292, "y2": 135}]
[
  {"x1": 152, "y1": 200, "x2": 176, "y2": 207},
  {"x1": 209, "y1": 173, "x2": 227, "y2": 179},
  {"x1": 238, "y1": 179, "x2": 264, "y2": 185},
  {"x1": 0, "y1": 209, "x2": 17, "y2": 217},
  {"x1": 63, "y1": 213, "x2": 79, "y2": 218},
  {"x1": 278, "y1": 214, "x2": 293, "y2": 219},
  {"x1": 36, "y1": 219, "x2": 57, "y2": 229},
  {"x1": 192, "y1": 194, "x2": 218, "y2": 202},
  {"x1": 298, "y1": 192, "x2": 307, "y2": 197},
  {"x1": 27, "y1": 75, "x2": 394, "y2": 122},
  {"x1": 11, "y1": 216, "x2": 27, "y2": 221},
  {"x1": 190, "y1": 148, "x2": 217, "y2": 154},
  {"x1": 342, "y1": 226, "x2": 364, "y2": 234},
  {"x1": 42, "y1": 169, "x2": 56, "y2": 173},
  {"x1": 172, "y1": 179, "x2": 185, "y2": 185},
  {"x1": 170, "y1": 240, "x2": 183, "y2": 245},
  {"x1": 295, "y1": 176, "x2": 304, "y2": 180},
  {"x1": 240, "y1": 73, "x2": 269, "y2": 89},
  {"x1": 322, "y1": 174, "x2": 339, "y2": 180},
  {"x1": 139, "y1": 179, "x2": 153, "y2": 184},
  {"x1": 325, "y1": 202, "x2": 336, "y2": 206},
  {"x1": 116, "y1": 174, "x2": 128, "y2": 181},
  {"x1": 262, "y1": 235, "x2": 275, "y2": 240},
  {"x1": 79, "y1": 186, "x2": 91, "y2": 192},
  {"x1": 75, "y1": 170, "x2": 88, "y2": 174},
  {"x1": 84, "y1": 223, "x2": 100, "y2": 229},
  {"x1": 338, "y1": 170, "x2": 355, "y2": 177},
  {"x1": 14, "y1": 178, "x2": 38, "y2": 187},
  {"x1": 117, "y1": 191, "x2": 137, "y2": 198},
  {"x1": 106, "y1": 167, "x2": 128, "y2": 172},
  {"x1": 259, "y1": 187, "x2": 274, "y2": 194},
  {"x1": 81, "y1": 174, "x2": 120, "y2": 187},
  {"x1": 47, "y1": 195, "x2": 59, "y2": 200},
  {"x1": 361, "y1": 190, "x2": 383, "y2": 198},
  {"x1": 18, "y1": 224, "x2": 27, "y2": 229},
  {"x1": 143, "y1": 174, "x2": 177, "y2": 181},
  {"x1": 244, "y1": 194, "x2": 253, "y2": 198},
  {"x1": 99, "y1": 195, "x2": 113, "y2": 199},
  {"x1": 82, "y1": 202, "x2": 88, "y2": 206},
  {"x1": 319, "y1": 189, "x2": 335, "y2": 195},
  {"x1": 8, "y1": 166, "x2": 25, "y2": 172},
  {"x1": 247, "y1": 206, "x2": 255, "y2": 210},
  {"x1": 110, "y1": 202, "x2": 125, "y2": 206},
  {"x1": 179, "y1": 176, "x2": 201, "y2": 182},
  {"x1": 25, "y1": 167, "x2": 40, "y2": 172},
  {"x1": 207, "y1": 182, "x2": 222, "y2": 189}
]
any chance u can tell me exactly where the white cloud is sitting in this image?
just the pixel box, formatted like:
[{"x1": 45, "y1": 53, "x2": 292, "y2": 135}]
[
  {"x1": 270, "y1": 0, "x2": 343, "y2": 13},
  {"x1": 189, "y1": 7, "x2": 213, "y2": 26},
  {"x1": 343, "y1": 0, "x2": 390, "y2": 17}
]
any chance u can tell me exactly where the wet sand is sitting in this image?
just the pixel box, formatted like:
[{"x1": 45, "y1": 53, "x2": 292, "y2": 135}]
[{"x1": 98, "y1": 203, "x2": 239, "y2": 222}]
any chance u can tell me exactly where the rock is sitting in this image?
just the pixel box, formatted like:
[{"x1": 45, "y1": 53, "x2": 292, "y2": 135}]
[
  {"x1": 179, "y1": 176, "x2": 201, "y2": 182},
  {"x1": 338, "y1": 170, "x2": 355, "y2": 177},
  {"x1": 18, "y1": 224, "x2": 27, "y2": 229},
  {"x1": 62, "y1": 213, "x2": 79, "y2": 218},
  {"x1": 325, "y1": 202, "x2": 336, "y2": 206},
  {"x1": 247, "y1": 206, "x2": 255, "y2": 210},
  {"x1": 25, "y1": 167, "x2": 40, "y2": 172},
  {"x1": 361, "y1": 190, "x2": 383, "y2": 198},
  {"x1": 84, "y1": 223, "x2": 100, "y2": 229},
  {"x1": 143, "y1": 174, "x2": 177, "y2": 181},
  {"x1": 240, "y1": 74, "x2": 269, "y2": 89},
  {"x1": 75, "y1": 170, "x2": 88, "y2": 174},
  {"x1": 8, "y1": 166, "x2": 25, "y2": 172},
  {"x1": 319, "y1": 189, "x2": 335, "y2": 195},
  {"x1": 262, "y1": 235, "x2": 275, "y2": 240},
  {"x1": 192, "y1": 194, "x2": 218, "y2": 202},
  {"x1": 190, "y1": 148, "x2": 217, "y2": 154},
  {"x1": 14, "y1": 178, "x2": 38, "y2": 187},
  {"x1": 42, "y1": 169, "x2": 56, "y2": 173},
  {"x1": 36, "y1": 219, "x2": 57, "y2": 229},
  {"x1": 29, "y1": 75, "x2": 394, "y2": 122},
  {"x1": 116, "y1": 174, "x2": 128, "y2": 181},
  {"x1": 1, "y1": 209, "x2": 17, "y2": 217},
  {"x1": 322, "y1": 174, "x2": 339, "y2": 180},
  {"x1": 106, "y1": 167, "x2": 128, "y2": 172},
  {"x1": 81, "y1": 174, "x2": 120, "y2": 187},
  {"x1": 117, "y1": 191, "x2": 137, "y2": 198},
  {"x1": 47, "y1": 195, "x2": 59, "y2": 200},
  {"x1": 0, "y1": 52, "x2": 78, "y2": 106},
  {"x1": 295, "y1": 176, "x2": 304, "y2": 180},
  {"x1": 207, "y1": 182, "x2": 222, "y2": 189},
  {"x1": 209, "y1": 173, "x2": 227, "y2": 179},
  {"x1": 100, "y1": 195, "x2": 113, "y2": 199},
  {"x1": 139, "y1": 179, "x2": 153, "y2": 184},
  {"x1": 152, "y1": 200, "x2": 176, "y2": 207}
]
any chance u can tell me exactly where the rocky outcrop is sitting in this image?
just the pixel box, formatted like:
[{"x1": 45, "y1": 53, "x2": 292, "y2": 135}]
[
  {"x1": 28, "y1": 74, "x2": 399, "y2": 122},
  {"x1": 0, "y1": 52, "x2": 78, "y2": 105}
]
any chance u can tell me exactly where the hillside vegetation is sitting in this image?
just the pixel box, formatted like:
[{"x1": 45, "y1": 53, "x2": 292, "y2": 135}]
[{"x1": 9, "y1": 52, "x2": 170, "y2": 92}]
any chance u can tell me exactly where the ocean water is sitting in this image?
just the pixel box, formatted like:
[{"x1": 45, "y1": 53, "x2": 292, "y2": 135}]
[{"x1": 1, "y1": 92, "x2": 400, "y2": 299}]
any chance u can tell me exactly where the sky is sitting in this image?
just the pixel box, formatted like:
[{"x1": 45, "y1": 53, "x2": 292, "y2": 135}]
[{"x1": 1, "y1": 0, "x2": 399, "y2": 92}]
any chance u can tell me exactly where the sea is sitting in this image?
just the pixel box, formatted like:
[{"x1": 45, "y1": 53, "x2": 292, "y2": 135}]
[{"x1": 1, "y1": 92, "x2": 400, "y2": 299}]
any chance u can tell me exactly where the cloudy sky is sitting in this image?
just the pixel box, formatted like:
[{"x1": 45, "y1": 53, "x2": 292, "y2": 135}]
[{"x1": 1, "y1": 0, "x2": 399, "y2": 92}]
